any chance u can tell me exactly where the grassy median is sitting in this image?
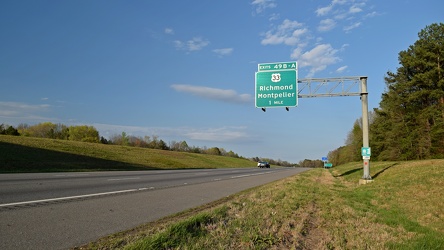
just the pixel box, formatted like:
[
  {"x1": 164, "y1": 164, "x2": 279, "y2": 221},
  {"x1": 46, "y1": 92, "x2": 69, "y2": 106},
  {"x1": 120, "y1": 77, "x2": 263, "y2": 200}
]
[{"x1": 77, "y1": 160, "x2": 444, "y2": 249}]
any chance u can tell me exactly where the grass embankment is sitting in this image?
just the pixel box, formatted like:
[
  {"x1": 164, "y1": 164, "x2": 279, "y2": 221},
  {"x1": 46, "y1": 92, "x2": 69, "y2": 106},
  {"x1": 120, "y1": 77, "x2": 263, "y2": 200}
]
[
  {"x1": 0, "y1": 135, "x2": 255, "y2": 173},
  {"x1": 79, "y1": 160, "x2": 444, "y2": 249}
]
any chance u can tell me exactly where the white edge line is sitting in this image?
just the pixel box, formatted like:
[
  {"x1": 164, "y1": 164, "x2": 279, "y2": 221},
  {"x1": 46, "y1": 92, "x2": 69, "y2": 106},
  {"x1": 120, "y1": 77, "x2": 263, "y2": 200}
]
[
  {"x1": 0, "y1": 189, "x2": 138, "y2": 208},
  {"x1": 107, "y1": 177, "x2": 140, "y2": 181}
]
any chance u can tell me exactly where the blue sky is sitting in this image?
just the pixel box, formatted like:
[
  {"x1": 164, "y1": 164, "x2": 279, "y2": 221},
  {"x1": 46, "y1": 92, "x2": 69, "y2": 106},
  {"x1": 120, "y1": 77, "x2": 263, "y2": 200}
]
[{"x1": 1, "y1": 0, "x2": 443, "y2": 163}]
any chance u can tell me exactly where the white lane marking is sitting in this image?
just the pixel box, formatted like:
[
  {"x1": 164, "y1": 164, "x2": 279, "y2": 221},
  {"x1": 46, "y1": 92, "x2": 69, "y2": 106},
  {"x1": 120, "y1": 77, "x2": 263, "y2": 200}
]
[
  {"x1": 53, "y1": 174, "x2": 90, "y2": 177},
  {"x1": 230, "y1": 171, "x2": 273, "y2": 179},
  {"x1": 107, "y1": 177, "x2": 140, "y2": 181},
  {"x1": 194, "y1": 172, "x2": 209, "y2": 175},
  {"x1": 0, "y1": 189, "x2": 139, "y2": 208}
]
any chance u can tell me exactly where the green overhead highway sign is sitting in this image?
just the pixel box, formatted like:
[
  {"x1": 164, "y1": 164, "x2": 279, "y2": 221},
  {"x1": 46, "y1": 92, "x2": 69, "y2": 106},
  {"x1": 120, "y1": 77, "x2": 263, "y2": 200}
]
[
  {"x1": 258, "y1": 61, "x2": 297, "y2": 72},
  {"x1": 255, "y1": 61, "x2": 297, "y2": 108}
]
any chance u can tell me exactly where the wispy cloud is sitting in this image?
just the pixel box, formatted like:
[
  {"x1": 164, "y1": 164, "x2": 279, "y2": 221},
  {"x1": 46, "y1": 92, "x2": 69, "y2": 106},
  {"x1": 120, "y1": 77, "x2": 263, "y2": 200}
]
[
  {"x1": 349, "y1": 3, "x2": 364, "y2": 14},
  {"x1": 318, "y1": 19, "x2": 336, "y2": 32},
  {"x1": 315, "y1": 5, "x2": 333, "y2": 16},
  {"x1": 251, "y1": 0, "x2": 277, "y2": 14},
  {"x1": 184, "y1": 126, "x2": 250, "y2": 142},
  {"x1": 261, "y1": 18, "x2": 342, "y2": 77},
  {"x1": 344, "y1": 22, "x2": 361, "y2": 32},
  {"x1": 315, "y1": 0, "x2": 372, "y2": 33},
  {"x1": 257, "y1": 0, "x2": 378, "y2": 77},
  {"x1": 93, "y1": 123, "x2": 251, "y2": 143},
  {"x1": 171, "y1": 84, "x2": 252, "y2": 104},
  {"x1": 0, "y1": 102, "x2": 50, "y2": 116},
  {"x1": 269, "y1": 13, "x2": 280, "y2": 21},
  {"x1": 316, "y1": 0, "x2": 346, "y2": 16},
  {"x1": 336, "y1": 65, "x2": 348, "y2": 73},
  {"x1": 291, "y1": 44, "x2": 341, "y2": 77},
  {"x1": 164, "y1": 28, "x2": 174, "y2": 35},
  {"x1": 0, "y1": 101, "x2": 54, "y2": 124},
  {"x1": 261, "y1": 19, "x2": 307, "y2": 46},
  {"x1": 174, "y1": 37, "x2": 210, "y2": 52},
  {"x1": 213, "y1": 48, "x2": 233, "y2": 57}
]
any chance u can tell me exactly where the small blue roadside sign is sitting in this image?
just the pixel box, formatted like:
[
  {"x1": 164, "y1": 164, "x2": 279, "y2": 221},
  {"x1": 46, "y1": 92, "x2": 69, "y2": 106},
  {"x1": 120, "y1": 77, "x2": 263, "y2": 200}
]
[
  {"x1": 322, "y1": 157, "x2": 328, "y2": 162},
  {"x1": 361, "y1": 147, "x2": 371, "y2": 159},
  {"x1": 361, "y1": 147, "x2": 371, "y2": 156}
]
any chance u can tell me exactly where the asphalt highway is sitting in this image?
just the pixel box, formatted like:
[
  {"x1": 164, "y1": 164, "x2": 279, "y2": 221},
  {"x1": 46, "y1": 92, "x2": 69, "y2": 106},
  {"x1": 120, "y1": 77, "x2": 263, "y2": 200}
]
[{"x1": 0, "y1": 167, "x2": 309, "y2": 250}]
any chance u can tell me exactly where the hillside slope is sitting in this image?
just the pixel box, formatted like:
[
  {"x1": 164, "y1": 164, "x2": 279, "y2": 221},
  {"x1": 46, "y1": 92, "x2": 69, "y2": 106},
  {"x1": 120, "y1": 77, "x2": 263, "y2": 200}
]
[{"x1": 0, "y1": 135, "x2": 255, "y2": 173}]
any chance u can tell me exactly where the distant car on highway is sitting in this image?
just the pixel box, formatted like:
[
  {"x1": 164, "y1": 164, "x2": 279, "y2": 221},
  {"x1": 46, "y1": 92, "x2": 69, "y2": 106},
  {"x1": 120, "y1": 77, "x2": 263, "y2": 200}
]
[{"x1": 257, "y1": 161, "x2": 270, "y2": 168}]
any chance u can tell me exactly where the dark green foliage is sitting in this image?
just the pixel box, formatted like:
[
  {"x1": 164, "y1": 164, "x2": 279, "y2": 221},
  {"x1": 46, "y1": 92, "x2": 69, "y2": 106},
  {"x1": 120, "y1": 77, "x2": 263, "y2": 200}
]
[
  {"x1": 328, "y1": 118, "x2": 363, "y2": 165},
  {"x1": 206, "y1": 147, "x2": 221, "y2": 155},
  {"x1": 370, "y1": 23, "x2": 444, "y2": 160},
  {"x1": 297, "y1": 159, "x2": 324, "y2": 168},
  {"x1": 1, "y1": 124, "x2": 20, "y2": 136},
  {"x1": 5, "y1": 126, "x2": 19, "y2": 136},
  {"x1": 331, "y1": 23, "x2": 444, "y2": 163},
  {"x1": 3, "y1": 122, "x2": 250, "y2": 160},
  {"x1": 68, "y1": 125, "x2": 100, "y2": 143}
]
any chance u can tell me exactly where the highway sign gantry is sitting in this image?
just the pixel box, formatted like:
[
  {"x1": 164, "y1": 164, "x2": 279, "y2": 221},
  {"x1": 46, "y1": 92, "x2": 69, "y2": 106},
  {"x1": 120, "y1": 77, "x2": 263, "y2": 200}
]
[{"x1": 255, "y1": 61, "x2": 297, "y2": 108}]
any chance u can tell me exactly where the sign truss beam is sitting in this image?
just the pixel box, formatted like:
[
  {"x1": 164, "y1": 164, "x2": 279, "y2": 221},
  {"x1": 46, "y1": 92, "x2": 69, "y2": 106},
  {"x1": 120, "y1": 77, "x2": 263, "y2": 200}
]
[
  {"x1": 295, "y1": 76, "x2": 371, "y2": 181},
  {"x1": 297, "y1": 77, "x2": 365, "y2": 98}
]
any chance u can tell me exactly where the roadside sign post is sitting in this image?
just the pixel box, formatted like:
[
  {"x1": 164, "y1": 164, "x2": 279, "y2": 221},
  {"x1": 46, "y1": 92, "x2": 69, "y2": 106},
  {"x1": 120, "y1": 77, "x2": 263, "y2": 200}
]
[{"x1": 360, "y1": 78, "x2": 372, "y2": 181}]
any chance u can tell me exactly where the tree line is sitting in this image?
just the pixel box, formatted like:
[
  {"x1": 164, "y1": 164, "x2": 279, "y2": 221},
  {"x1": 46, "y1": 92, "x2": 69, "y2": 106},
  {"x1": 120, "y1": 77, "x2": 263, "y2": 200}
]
[
  {"x1": 1, "y1": 122, "x2": 301, "y2": 166},
  {"x1": 328, "y1": 23, "x2": 444, "y2": 165},
  {"x1": 0, "y1": 122, "x2": 245, "y2": 159}
]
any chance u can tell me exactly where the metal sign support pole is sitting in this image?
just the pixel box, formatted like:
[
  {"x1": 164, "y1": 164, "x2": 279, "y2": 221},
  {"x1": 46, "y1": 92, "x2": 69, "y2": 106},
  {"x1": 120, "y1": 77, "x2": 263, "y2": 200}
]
[
  {"x1": 360, "y1": 77, "x2": 371, "y2": 180},
  {"x1": 257, "y1": 72, "x2": 373, "y2": 182}
]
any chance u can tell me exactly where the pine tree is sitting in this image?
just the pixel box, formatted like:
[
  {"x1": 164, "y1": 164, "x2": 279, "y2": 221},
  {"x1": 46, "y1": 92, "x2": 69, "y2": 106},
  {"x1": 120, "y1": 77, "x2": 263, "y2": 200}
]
[{"x1": 371, "y1": 23, "x2": 444, "y2": 160}]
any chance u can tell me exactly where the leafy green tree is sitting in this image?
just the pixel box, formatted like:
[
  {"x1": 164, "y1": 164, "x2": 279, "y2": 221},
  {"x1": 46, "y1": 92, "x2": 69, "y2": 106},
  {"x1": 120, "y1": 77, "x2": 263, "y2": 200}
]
[
  {"x1": 157, "y1": 139, "x2": 169, "y2": 150},
  {"x1": 68, "y1": 125, "x2": 99, "y2": 143},
  {"x1": 297, "y1": 159, "x2": 323, "y2": 168},
  {"x1": 100, "y1": 136, "x2": 109, "y2": 144},
  {"x1": 17, "y1": 123, "x2": 29, "y2": 136},
  {"x1": 179, "y1": 141, "x2": 189, "y2": 152},
  {"x1": 5, "y1": 126, "x2": 20, "y2": 136},
  {"x1": 371, "y1": 23, "x2": 444, "y2": 160},
  {"x1": 120, "y1": 132, "x2": 129, "y2": 146},
  {"x1": 345, "y1": 119, "x2": 363, "y2": 162},
  {"x1": 23, "y1": 122, "x2": 55, "y2": 138},
  {"x1": 227, "y1": 150, "x2": 239, "y2": 158},
  {"x1": 206, "y1": 147, "x2": 221, "y2": 155}
]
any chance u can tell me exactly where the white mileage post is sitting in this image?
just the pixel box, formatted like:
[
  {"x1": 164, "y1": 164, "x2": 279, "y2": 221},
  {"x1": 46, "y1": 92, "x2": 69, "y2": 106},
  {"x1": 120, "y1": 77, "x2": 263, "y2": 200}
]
[{"x1": 255, "y1": 61, "x2": 298, "y2": 108}]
